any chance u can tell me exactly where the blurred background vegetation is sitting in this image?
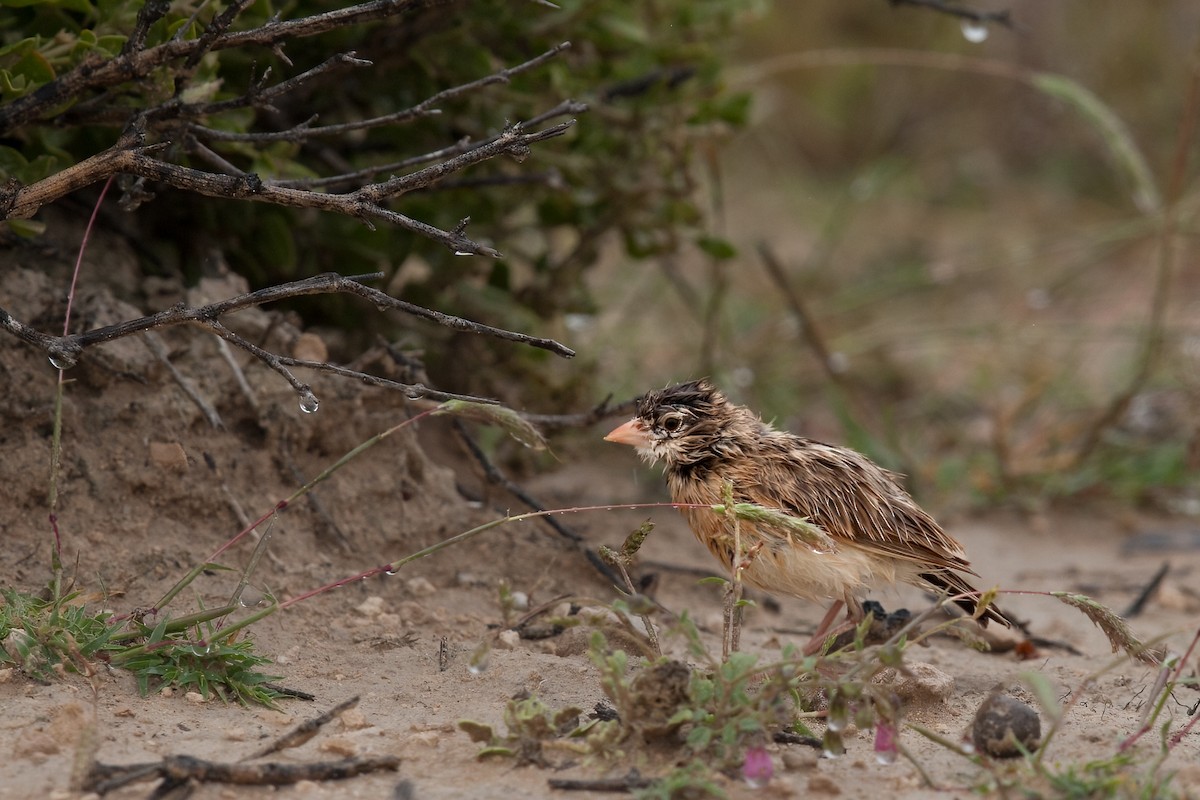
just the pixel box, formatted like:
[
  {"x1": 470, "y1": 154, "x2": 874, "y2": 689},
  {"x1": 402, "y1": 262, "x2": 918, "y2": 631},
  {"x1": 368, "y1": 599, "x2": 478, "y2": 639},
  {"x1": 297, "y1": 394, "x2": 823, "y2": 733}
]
[
  {"x1": 3, "y1": 1, "x2": 1199, "y2": 512},
  {"x1": 585, "y1": 1, "x2": 1200, "y2": 514}
]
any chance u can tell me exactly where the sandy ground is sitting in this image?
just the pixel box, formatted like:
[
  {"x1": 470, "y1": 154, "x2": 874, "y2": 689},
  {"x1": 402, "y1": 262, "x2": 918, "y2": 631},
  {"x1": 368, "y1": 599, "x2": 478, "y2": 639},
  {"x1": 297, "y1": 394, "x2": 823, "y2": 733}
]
[{"x1": 2, "y1": 256, "x2": 1199, "y2": 800}]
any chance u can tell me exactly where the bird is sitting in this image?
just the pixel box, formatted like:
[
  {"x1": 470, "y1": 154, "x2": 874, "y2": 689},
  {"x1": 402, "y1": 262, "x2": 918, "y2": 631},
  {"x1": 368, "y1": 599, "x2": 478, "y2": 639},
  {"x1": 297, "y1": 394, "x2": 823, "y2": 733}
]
[{"x1": 604, "y1": 379, "x2": 1014, "y2": 645}]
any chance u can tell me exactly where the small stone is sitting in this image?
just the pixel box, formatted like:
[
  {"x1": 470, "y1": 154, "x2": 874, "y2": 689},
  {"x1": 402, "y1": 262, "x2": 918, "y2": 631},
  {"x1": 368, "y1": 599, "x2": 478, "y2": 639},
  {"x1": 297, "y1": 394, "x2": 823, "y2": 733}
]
[
  {"x1": 355, "y1": 596, "x2": 386, "y2": 617},
  {"x1": 185, "y1": 691, "x2": 205, "y2": 704},
  {"x1": 223, "y1": 727, "x2": 247, "y2": 741},
  {"x1": 971, "y1": 694, "x2": 1041, "y2": 758},
  {"x1": 807, "y1": 774, "x2": 841, "y2": 794},
  {"x1": 406, "y1": 730, "x2": 441, "y2": 747},
  {"x1": 553, "y1": 628, "x2": 591, "y2": 658},
  {"x1": 159, "y1": 687, "x2": 175, "y2": 698},
  {"x1": 872, "y1": 662, "x2": 955, "y2": 706},
  {"x1": 781, "y1": 747, "x2": 819, "y2": 771},
  {"x1": 0, "y1": 667, "x2": 13, "y2": 683},
  {"x1": 318, "y1": 737, "x2": 358, "y2": 757},
  {"x1": 291, "y1": 332, "x2": 328, "y2": 363},
  {"x1": 510, "y1": 591, "x2": 530, "y2": 611},
  {"x1": 496, "y1": 630, "x2": 520, "y2": 650},
  {"x1": 340, "y1": 708, "x2": 371, "y2": 730},
  {"x1": 406, "y1": 577, "x2": 437, "y2": 597},
  {"x1": 148, "y1": 441, "x2": 189, "y2": 472}
]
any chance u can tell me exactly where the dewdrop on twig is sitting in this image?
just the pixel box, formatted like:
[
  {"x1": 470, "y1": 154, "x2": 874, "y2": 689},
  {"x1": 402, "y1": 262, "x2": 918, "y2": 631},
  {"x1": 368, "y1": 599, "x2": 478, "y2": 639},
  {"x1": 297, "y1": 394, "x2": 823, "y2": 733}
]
[
  {"x1": 298, "y1": 390, "x2": 320, "y2": 414},
  {"x1": 960, "y1": 19, "x2": 989, "y2": 42}
]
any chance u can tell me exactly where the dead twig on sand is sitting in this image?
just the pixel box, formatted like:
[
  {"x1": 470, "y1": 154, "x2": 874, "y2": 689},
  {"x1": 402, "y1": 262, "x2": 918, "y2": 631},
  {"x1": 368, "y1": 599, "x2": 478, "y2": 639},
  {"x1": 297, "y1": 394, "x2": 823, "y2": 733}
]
[{"x1": 82, "y1": 696, "x2": 397, "y2": 796}]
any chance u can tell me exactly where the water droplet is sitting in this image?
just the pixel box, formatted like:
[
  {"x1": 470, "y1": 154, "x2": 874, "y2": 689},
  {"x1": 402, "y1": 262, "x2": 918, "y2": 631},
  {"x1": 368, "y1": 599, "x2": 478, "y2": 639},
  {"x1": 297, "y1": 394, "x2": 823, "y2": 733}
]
[
  {"x1": 467, "y1": 642, "x2": 490, "y2": 674},
  {"x1": 874, "y1": 749, "x2": 897, "y2": 765},
  {"x1": 298, "y1": 390, "x2": 320, "y2": 414},
  {"x1": 238, "y1": 589, "x2": 266, "y2": 608},
  {"x1": 385, "y1": 567, "x2": 398, "y2": 576},
  {"x1": 960, "y1": 741, "x2": 976, "y2": 755},
  {"x1": 48, "y1": 353, "x2": 77, "y2": 370},
  {"x1": 826, "y1": 697, "x2": 849, "y2": 732},
  {"x1": 822, "y1": 728, "x2": 845, "y2": 758},
  {"x1": 960, "y1": 19, "x2": 989, "y2": 42}
]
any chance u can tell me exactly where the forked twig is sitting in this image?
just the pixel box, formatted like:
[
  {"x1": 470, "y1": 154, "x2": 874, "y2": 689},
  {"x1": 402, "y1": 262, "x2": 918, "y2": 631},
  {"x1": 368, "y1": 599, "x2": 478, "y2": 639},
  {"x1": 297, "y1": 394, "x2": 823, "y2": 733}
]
[{"x1": 0, "y1": 271, "x2": 573, "y2": 405}]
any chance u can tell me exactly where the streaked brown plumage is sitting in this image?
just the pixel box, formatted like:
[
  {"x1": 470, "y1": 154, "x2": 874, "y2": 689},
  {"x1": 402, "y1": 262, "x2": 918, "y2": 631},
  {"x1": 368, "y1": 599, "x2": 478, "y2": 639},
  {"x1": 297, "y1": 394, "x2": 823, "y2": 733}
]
[{"x1": 605, "y1": 379, "x2": 1012, "y2": 629}]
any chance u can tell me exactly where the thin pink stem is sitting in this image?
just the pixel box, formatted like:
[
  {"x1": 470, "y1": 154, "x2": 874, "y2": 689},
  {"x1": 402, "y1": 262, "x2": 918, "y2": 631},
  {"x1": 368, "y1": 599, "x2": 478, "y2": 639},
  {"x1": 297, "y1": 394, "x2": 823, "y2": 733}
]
[{"x1": 62, "y1": 176, "x2": 113, "y2": 337}]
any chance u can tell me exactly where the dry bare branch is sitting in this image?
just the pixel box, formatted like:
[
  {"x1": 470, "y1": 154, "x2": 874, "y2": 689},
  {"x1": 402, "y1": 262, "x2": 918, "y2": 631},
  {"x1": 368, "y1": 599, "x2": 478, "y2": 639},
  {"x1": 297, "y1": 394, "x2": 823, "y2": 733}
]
[
  {"x1": 0, "y1": 272, "x2": 574, "y2": 404},
  {"x1": 887, "y1": 0, "x2": 1013, "y2": 27},
  {"x1": 0, "y1": 0, "x2": 446, "y2": 135},
  {"x1": 187, "y1": 42, "x2": 573, "y2": 144},
  {"x1": 1, "y1": 120, "x2": 575, "y2": 257}
]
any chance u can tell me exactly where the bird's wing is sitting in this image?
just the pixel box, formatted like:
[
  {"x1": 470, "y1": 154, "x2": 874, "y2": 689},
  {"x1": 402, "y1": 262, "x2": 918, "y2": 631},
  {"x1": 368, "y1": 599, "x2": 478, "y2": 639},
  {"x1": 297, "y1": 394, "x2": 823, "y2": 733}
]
[{"x1": 741, "y1": 439, "x2": 975, "y2": 574}]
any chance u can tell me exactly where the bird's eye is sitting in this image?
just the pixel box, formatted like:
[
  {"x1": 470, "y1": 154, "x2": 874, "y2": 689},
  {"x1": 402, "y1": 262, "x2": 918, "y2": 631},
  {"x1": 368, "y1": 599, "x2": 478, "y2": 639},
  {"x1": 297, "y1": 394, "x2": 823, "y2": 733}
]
[{"x1": 661, "y1": 415, "x2": 683, "y2": 434}]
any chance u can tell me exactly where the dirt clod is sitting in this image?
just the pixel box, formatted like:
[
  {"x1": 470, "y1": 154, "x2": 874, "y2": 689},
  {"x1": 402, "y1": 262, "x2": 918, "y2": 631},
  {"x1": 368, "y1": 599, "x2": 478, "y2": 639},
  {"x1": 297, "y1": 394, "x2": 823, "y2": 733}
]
[
  {"x1": 971, "y1": 693, "x2": 1041, "y2": 758},
  {"x1": 872, "y1": 662, "x2": 954, "y2": 706}
]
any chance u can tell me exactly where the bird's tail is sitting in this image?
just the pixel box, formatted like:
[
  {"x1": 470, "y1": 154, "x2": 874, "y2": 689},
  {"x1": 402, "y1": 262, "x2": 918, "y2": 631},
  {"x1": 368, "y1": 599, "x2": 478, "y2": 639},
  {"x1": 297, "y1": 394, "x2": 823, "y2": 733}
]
[{"x1": 919, "y1": 570, "x2": 1016, "y2": 629}]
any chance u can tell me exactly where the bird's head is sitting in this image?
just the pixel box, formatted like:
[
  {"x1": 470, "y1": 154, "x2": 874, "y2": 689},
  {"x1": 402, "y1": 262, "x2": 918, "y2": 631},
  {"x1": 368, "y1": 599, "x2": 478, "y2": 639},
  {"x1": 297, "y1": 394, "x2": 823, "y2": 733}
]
[{"x1": 604, "y1": 379, "x2": 740, "y2": 470}]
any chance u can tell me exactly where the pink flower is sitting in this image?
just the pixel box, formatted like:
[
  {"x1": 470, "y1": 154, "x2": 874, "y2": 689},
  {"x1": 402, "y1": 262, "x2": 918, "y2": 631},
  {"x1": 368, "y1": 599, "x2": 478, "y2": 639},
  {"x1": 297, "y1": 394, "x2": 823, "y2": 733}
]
[
  {"x1": 874, "y1": 720, "x2": 898, "y2": 765},
  {"x1": 742, "y1": 746, "x2": 773, "y2": 788}
]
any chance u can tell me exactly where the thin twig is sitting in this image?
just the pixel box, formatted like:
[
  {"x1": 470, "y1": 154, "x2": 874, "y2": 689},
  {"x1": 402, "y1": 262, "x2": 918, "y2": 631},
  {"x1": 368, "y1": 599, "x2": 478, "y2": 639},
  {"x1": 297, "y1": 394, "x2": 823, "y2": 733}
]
[
  {"x1": 0, "y1": 0, "x2": 449, "y2": 135},
  {"x1": 274, "y1": 99, "x2": 587, "y2": 191},
  {"x1": 547, "y1": 770, "x2": 654, "y2": 792},
  {"x1": 451, "y1": 419, "x2": 625, "y2": 586},
  {"x1": 142, "y1": 331, "x2": 224, "y2": 428},
  {"x1": 281, "y1": 444, "x2": 351, "y2": 552},
  {"x1": 757, "y1": 242, "x2": 849, "y2": 391},
  {"x1": 189, "y1": 43, "x2": 572, "y2": 143},
  {"x1": 3, "y1": 122, "x2": 576, "y2": 257},
  {"x1": 1122, "y1": 562, "x2": 1170, "y2": 619},
  {"x1": 0, "y1": 272, "x2": 573, "y2": 394},
  {"x1": 520, "y1": 394, "x2": 636, "y2": 429},
  {"x1": 246, "y1": 696, "x2": 361, "y2": 760},
  {"x1": 887, "y1": 0, "x2": 1013, "y2": 27}
]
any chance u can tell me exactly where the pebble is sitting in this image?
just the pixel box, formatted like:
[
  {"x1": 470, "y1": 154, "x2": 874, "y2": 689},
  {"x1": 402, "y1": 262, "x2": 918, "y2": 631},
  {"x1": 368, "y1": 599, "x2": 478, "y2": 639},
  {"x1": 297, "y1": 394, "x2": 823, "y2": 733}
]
[
  {"x1": 148, "y1": 441, "x2": 189, "y2": 472},
  {"x1": 496, "y1": 630, "x2": 521, "y2": 649},
  {"x1": 355, "y1": 596, "x2": 386, "y2": 617},
  {"x1": 781, "y1": 747, "x2": 819, "y2": 771},
  {"x1": 872, "y1": 662, "x2": 955, "y2": 705},
  {"x1": 971, "y1": 694, "x2": 1041, "y2": 758},
  {"x1": 340, "y1": 708, "x2": 371, "y2": 730},
  {"x1": 406, "y1": 577, "x2": 437, "y2": 597},
  {"x1": 318, "y1": 738, "x2": 358, "y2": 757},
  {"x1": 185, "y1": 691, "x2": 206, "y2": 704}
]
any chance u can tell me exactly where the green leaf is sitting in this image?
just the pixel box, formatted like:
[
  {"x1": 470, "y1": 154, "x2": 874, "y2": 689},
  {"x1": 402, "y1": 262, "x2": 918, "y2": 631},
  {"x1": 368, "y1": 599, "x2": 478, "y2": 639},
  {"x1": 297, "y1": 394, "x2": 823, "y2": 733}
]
[
  {"x1": 685, "y1": 725, "x2": 712, "y2": 750},
  {"x1": 696, "y1": 235, "x2": 737, "y2": 260}
]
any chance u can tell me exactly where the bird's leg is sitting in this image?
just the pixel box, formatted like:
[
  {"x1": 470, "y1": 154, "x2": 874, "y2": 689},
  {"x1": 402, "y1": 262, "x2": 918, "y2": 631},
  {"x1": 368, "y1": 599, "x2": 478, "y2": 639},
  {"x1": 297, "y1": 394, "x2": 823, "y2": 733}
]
[{"x1": 802, "y1": 600, "x2": 846, "y2": 656}]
